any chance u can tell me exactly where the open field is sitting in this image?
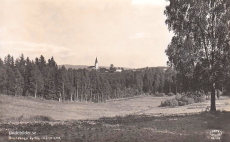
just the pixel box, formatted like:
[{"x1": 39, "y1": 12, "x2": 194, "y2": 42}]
[
  {"x1": 0, "y1": 94, "x2": 230, "y2": 121},
  {"x1": 0, "y1": 94, "x2": 230, "y2": 141},
  {"x1": 1, "y1": 94, "x2": 230, "y2": 122}
]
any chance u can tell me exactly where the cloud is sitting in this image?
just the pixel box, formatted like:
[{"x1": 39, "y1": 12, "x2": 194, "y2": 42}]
[{"x1": 131, "y1": 0, "x2": 168, "y2": 6}]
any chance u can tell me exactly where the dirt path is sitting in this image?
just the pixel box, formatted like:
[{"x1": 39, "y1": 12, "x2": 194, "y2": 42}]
[{"x1": 0, "y1": 94, "x2": 230, "y2": 121}]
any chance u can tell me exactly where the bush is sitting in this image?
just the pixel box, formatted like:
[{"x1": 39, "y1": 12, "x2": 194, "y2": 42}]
[
  {"x1": 171, "y1": 99, "x2": 178, "y2": 107},
  {"x1": 155, "y1": 92, "x2": 164, "y2": 97},
  {"x1": 187, "y1": 97, "x2": 195, "y2": 104},
  {"x1": 195, "y1": 96, "x2": 205, "y2": 103},
  {"x1": 181, "y1": 96, "x2": 194, "y2": 105},
  {"x1": 178, "y1": 101, "x2": 186, "y2": 106},
  {"x1": 160, "y1": 99, "x2": 178, "y2": 107},
  {"x1": 180, "y1": 96, "x2": 188, "y2": 104},
  {"x1": 168, "y1": 92, "x2": 174, "y2": 96},
  {"x1": 161, "y1": 92, "x2": 205, "y2": 107},
  {"x1": 185, "y1": 92, "x2": 193, "y2": 98},
  {"x1": 175, "y1": 94, "x2": 182, "y2": 101}
]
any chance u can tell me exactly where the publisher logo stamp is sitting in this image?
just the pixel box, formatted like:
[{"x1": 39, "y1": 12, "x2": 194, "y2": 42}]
[{"x1": 209, "y1": 130, "x2": 222, "y2": 140}]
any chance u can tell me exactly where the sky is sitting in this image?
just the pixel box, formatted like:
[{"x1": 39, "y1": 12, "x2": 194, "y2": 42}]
[{"x1": 0, "y1": 0, "x2": 173, "y2": 68}]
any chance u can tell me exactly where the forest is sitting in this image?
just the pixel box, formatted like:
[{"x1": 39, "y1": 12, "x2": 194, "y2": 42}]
[{"x1": 0, "y1": 54, "x2": 179, "y2": 103}]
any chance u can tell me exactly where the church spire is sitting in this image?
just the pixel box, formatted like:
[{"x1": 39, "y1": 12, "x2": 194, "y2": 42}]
[
  {"x1": 95, "y1": 57, "x2": 98, "y2": 64},
  {"x1": 95, "y1": 57, "x2": 98, "y2": 70}
]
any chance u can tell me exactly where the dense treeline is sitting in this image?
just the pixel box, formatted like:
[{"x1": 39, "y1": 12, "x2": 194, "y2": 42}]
[{"x1": 0, "y1": 54, "x2": 177, "y2": 102}]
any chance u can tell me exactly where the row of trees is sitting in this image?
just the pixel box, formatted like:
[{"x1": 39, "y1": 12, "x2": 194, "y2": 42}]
[
  {"x1": 165, "y1": 0, "x2": 230, "y2": 111},
  {"x1": 0, "y1": 54, "x2": 177, "y2": 102}
]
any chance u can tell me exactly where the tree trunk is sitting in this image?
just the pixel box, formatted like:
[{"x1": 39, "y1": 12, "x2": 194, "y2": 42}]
[
  {"x1": 84, "y1": 83, "x2": 87, "y2": 102},
  {"x1": 62, "y1": 83, "x2": 64, "y2": 102},
  {"x1": 74, "y1": 89, "x2": 76, "y2": 101},
  {"x1": 115, "y1": 89, "x2": 117, "y2": 99},
  {"x1": 35, "y1": 90, "x2": 37, "y2": 99},
  {"x1": 15, "y1": 84, "x2": 17, "y2": 97},
  {"x1": 71, "y1": 93, "x2": 73, "y2": 102},
  {"x1": 35, "y1": 82, "x2": 37, "y2": 98},
  {"x1": 169, "y1": 84, "x2": 171, "y2": 93},
  {"x1": 90, "y1": 89, "x2": 92, "y2": 102},
  {"x1": 81, "y1": 84, "x2": 83, "y2": 102},
  {"x1": 175, "y1": 83, "x2": 177, "y2": 94},
  {"x1": 76, "y1": 86, "x2": 78, "y2": 101},
  {"x1": 59, "y1": 92, "x2": 62, "y2": 102},
  {"x1": 101, "y1": 93, "x2": 103, "y2": 102},
  {"x1": 210, "y1": 85, "x2": 216, "y2": 111},
  {"x1": 222, "y1": 83, "x2": 223, "y2": 92}
]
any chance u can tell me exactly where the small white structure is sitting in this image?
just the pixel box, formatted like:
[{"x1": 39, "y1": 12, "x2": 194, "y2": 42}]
[{"x1": 115, "y1": 68, "x2": 122, "y2": 72}]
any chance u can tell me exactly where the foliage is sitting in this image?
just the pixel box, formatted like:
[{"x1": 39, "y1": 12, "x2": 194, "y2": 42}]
[
  {"x1": 161, "y1": 92, "x2": 206, "y2": 107},
  {"x1": 164, "y1": 0, "x2": 230, "y2": 111},
  {"x1": 168, "y1": 92, "x2": 175, "y2": 96},
  {"x1": 0, "y1": 54, "x2": 177, "y2": 102},
  {"x1": 155, "y1": 92, "x2": 165, "y2": 97},
  {"x1": 160, "y1": 99, "x2": 178, "y2": 107},
  {"x1": 175, "y1": 93, "x2": 182, "y2": 101},
  {"x1": 181, "y1": 96, "x2": 195, "y2": 105}
]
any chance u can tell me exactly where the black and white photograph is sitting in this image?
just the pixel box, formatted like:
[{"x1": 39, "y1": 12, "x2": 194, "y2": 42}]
[{"x1": 0, "y1": 0, "x2": 230, "y2": 141}]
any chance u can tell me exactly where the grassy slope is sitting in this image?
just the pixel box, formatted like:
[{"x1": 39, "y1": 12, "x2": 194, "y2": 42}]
[
  {"x1": 1, "y1": 94, "x2": 230, "y2": 122},
  {"x1": 1, "y1": 94, "x2": 230, "y2": 141},
  {"x1": 0, "y1": 94, "x2": 176, "y2": 121}
]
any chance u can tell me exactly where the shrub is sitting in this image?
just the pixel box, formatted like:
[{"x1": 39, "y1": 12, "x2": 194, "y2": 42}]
[
  {"x1": 170, "y1": 99, "x2": 178, "y2": 107},
  {"x1": 175, "y1": 94, "x2": 182, "y2": 101},
  {"x1": 181, "y1": 96, "x2": 188, "y2": 105},
  {"x1": 180, "y1": 96, "x2": 194, "y2": 105},
  {"x1": 187, "y1": 97, "x2": 195, "y2": 104},
  {"x1": 196, "y1": 96, "x2": 205, "y2": 103},
  {"x1": 160, "y1": 99, "x2": 178, "y2": 107},
  {"x1": 162, "y1": 100, "x2": 171, "y2": 106},
  {"x1": 155, "y1": 92, "x2": 163, "y2": 96},
  {"x1": 185, "y1": 92, "x2": 193, "y2": 98},
  {"x1": 168, "y1": 92, "x2": 174, "y2": 96},
  {"x1": 178, "y1": 101, "x2": 186, "y2": 106}
]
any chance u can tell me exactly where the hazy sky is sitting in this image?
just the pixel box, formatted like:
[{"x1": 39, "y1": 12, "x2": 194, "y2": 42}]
[{"x1": 0, "y1": 0, "x2": 173, "y2": 68}]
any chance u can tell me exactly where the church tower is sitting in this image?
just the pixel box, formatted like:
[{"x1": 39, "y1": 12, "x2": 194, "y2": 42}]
[{"x1": 95, "y1": 57, "x2": 98, "y2": 70}]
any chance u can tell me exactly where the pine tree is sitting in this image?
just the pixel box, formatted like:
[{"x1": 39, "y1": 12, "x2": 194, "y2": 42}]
[
  {"x1": 22, "y1": 57, "x2": 32, "y2": 96},
  {"x1": 0, "y1": 58, "x2": 7, "y2": 94},
  {"x1": 14, "y1": 68, "x2": 24, "y2": 96},
  {"x1": 30, "y1": 62, "x2": 44, "y2": 98}
]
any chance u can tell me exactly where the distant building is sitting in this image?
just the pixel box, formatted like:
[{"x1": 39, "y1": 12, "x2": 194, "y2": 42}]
[
  {"x1": 88, "y1": 57, "x2": 99, "y2": 71},
  {"x1": 115, "y1": 68, "x2": 122, "y2": 72}
]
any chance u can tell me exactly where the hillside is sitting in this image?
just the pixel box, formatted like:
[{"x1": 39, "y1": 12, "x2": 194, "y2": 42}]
[
  {"x1": 58, "y1": 64, "x2": 166, "y2": 70},
  {"x1": 58, "y1": 64, "x2": 89, "y2": 69}
]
